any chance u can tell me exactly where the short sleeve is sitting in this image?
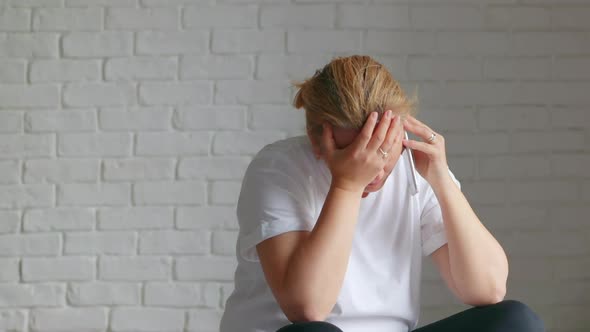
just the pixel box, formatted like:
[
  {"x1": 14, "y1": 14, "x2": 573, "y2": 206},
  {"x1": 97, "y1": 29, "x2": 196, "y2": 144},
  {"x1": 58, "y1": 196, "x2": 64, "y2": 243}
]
[
  {"x1": 420, "y1": 167, "x2": 461, "y2": 257},
  {"x1": 236, "y1": 150, "x2": 314, "y2": 262}
]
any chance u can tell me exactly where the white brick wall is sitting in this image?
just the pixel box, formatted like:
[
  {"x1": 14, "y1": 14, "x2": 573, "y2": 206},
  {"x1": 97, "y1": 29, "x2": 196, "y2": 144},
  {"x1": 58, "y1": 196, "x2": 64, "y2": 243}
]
[{"x1": 0, "y1": 0, "x2": 588, "y2": 331}]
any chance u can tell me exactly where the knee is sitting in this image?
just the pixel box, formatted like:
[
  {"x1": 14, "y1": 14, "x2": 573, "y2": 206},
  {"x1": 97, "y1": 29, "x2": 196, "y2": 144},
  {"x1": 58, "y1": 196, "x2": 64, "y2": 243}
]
[
  {"x1": 492, "y1": 300, "x2": 545, "y2": 332},
  {"x1": 276, "y1": 321, "x2": 343, "y2": 332}
]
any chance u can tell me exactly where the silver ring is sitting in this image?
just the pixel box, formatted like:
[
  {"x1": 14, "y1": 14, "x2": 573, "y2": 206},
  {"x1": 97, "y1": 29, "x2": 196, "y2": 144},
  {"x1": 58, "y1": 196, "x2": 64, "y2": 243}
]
[
  {"x1": 428, "y1": 132, "x2": 436, "y2": 143},
  {"x1": 378, "y1": 147, "x2": 389, "y2": 159}
]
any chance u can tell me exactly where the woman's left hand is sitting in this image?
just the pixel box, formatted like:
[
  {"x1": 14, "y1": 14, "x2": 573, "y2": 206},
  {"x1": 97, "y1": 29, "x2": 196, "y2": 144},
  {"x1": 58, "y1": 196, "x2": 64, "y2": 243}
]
[{"x1": 402, "y1": 115, "x2": 451, "y2": 187}]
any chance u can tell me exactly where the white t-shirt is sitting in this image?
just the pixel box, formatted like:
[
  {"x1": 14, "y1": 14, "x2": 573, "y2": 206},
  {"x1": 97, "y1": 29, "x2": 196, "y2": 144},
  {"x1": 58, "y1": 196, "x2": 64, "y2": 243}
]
[{"x1": 220, "y1": 135, "x2": 460, "y2": 332}]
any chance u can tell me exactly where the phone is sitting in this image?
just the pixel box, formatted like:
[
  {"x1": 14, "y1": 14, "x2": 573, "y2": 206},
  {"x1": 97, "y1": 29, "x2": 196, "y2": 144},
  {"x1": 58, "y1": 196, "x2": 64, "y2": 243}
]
[{"x1": 404, "y1": 131, "x2": 419, "y2": 196}]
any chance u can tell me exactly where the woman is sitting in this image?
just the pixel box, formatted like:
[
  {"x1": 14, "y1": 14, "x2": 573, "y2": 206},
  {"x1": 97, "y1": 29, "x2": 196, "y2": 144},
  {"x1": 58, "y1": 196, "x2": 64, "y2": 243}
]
[{"x1": 219, "y1": 55, "x2": 544, "y2": 332}]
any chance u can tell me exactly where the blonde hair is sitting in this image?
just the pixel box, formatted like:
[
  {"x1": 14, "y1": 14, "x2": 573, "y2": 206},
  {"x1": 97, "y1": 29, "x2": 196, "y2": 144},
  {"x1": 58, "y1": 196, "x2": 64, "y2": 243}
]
[{"x1": 292, "y1": 55, "x2": 418, "y2": 141}]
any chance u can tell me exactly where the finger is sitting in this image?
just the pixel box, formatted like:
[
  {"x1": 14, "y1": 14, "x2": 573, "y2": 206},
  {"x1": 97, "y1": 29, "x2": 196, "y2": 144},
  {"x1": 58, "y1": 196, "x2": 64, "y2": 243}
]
[
  {"x1": 353, "y1": 111, "x2": 379, "y2": 150},
  {"x1": 404, "y1": 115, "x2": 435, "y2": 134},
  {"x1": 366, "y1": 110, "x2": 393, "y2": 152},
  {"x1": 402, "y1": 119, "x2": 435, "y2": 143},
  {"x1": 320, "y1": 122, "x2": 336, "y2": 157},
  {"x1": 380, "y1": 114, "x2": 402, "y2": 152},
  {"x1": 402, "y1": 138, "x2": 437, "y2": 155}
]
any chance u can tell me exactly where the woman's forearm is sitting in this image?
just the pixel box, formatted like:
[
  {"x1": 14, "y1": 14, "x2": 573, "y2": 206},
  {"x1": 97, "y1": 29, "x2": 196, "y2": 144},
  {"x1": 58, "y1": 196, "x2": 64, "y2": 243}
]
[
  {"x1": 282, "y1": 183, "x2": 362, "y2": 321},
  {"x1": 432, "y1": 176, "x2": 509, "y2": 305}
]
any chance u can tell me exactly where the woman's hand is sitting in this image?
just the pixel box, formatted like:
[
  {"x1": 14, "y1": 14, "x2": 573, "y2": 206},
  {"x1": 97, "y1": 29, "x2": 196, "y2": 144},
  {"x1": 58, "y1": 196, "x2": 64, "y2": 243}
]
[
  {"x1": 320, "y1": 110, "x2": 404, "y2": 193},
  {"x1": 402, "y1": 115, "x2": 451, "y2": 187}
]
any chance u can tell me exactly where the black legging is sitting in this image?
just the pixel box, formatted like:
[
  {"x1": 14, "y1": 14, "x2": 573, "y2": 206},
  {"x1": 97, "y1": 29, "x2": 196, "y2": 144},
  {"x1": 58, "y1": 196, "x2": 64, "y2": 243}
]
[{"x1": 276, "y1": 300, "x2": 545, "y2": 332}]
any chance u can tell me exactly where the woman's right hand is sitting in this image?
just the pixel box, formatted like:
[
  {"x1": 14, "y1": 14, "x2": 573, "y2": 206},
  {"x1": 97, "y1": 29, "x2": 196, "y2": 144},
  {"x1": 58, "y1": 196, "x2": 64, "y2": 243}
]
[{"x1": 320, "y1": 110, "x2": 403, "y2": 193}]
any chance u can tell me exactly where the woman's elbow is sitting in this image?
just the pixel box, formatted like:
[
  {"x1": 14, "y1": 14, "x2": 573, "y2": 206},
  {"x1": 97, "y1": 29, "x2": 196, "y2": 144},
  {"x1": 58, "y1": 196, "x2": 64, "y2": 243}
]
[{"x1": 284, "y1": 302, "x2": 330, "y2": 323}]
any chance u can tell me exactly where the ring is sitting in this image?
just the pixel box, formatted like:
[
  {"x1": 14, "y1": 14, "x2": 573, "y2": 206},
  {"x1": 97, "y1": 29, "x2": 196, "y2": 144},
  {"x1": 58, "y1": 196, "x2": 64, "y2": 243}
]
[
  {"x1": 378, "y1": 147, "x2": 389, "y2": 159},
  {"x1": 427, "y1": 132, "x2": 436, "y2": 143}
]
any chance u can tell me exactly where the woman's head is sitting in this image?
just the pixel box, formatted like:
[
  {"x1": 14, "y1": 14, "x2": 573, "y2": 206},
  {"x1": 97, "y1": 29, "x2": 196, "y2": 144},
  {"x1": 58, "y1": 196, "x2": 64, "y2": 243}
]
[{"x1": 292, "y1": 55, "x2": 418, "y2": 149}]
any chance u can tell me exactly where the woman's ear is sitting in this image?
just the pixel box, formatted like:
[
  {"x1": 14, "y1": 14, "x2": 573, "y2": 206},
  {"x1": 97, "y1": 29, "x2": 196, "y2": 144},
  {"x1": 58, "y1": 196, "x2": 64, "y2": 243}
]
[{"x1": 306, "y1": 129, "x2": 322, "y2": 160}]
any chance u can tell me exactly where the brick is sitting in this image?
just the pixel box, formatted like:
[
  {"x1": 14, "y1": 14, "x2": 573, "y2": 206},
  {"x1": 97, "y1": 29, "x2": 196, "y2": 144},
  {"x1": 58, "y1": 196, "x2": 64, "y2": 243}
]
[
  {"x1": 215, "y1": 80, "x2": 291, "y2": 104},
  {"x1": 180, "y1": 55, "x2": 252, "y2": 79},
  {"x1": 211, "y1": 181, "x2": 241, "y2": 205},
  {"x1": 11, "y1": 0, "x2": 62, "y2": 6},
  {"x1": 509, "y1": 181, "x2": 578, "y2": 203},
  {"x1": 184, "y1": 5, "x2": 257, "y2": 28},
  {"x1": 63, "y1": 32, "x2": 132, "y2": 57},
  {"x1": 499, "y1": 230, "x2": 590, "y2": 257},
  {"x1": 549, "y1": 207, "x2": 590, "y2": 230},
  {"x1": 256, "y1": 54, "x2": 331, "y2": 79},
  {"x1": 25, "y1": 159, "x2": 99, "y2": 183},
  {"x1": 33, "y1": 8, "x2": 102, "y2": 31},
  {"x1": 63, "y1": 83, "x2": 135, "y2": 107},
  {"x1": 511, "y1": 32, "x2": 589, "y2": 56},
  {"x1": 136, "y1": 132, "x2": 210, "y2": 156},
  {"x1": 0, "y1": 59, "x2": 26, "y2": 83},
  {"x1": 550, "y1": 153, "x2": 590, "y2": 178},
  {"x1": 66, "y1": 0, "x2": 136, "y2": 6},
  {"x1": 0, "y1": 211, "x2": 19, "y2": 233},
  {"x1": 187, "y1": 309, "x2": 223, "y2": 332},
  {"x1": 98, "y1": 207, "x2": 173, "y2": 230},
  {"x1": 31, "y1": 59, "x2": 101, "y2": 82},
  {"x1": 0, "y1": 33, "x2": 58, "y2": 57},
  {"x1": 409, "y1": 56, "x2": 481, "y2": 80},
  {"x1": 68, "y1": 282, "x2": 140, "y2": 306},
  {"x1": 213, "y1": 132, "x2": 285, "y2": 155},
  {"x1": 144, "y1": 282, "x2": 202, "y2": 307},
  {"x1": 367, "y1": 31, "x2": 435, "y2": 55},
  {"x1": 106, "y1": 8, "x2": 177, "y2": 30},
  {"x1": 0, "y1": 84, "x2": 59, "y2": 108},
  {"x1": 338, "y1": 5, "x2": 409, "y2": 28},
  {"x1": 99, "y1": 107, "x2": 172, "y2": 131},
  {"x1": 100, "y1": 257, "x2": 172, "y2": 281},
  {"x1": 140, "y1": 230, "x2": 209, "y2": 254},
  {"x1": 445, "y1": 133, "x2": 510, "y2": 155},
  {"x1": 552, "y1": 58, "x2": 590, "y2": 80},
  {"x1": 478, "y1": 107, "x2": 549, "y2": 130},
  {"x1": 58, "y1": 133, "x2": 132, "y2": 157},
  {"x1": 23, "y1": 257, "x2": 95, "y2": 281},
  {"x1": 212, "y1": 231, "x2": 238, "y2": 255},
  {"x1": 176, "y1": 207, "x2": 238, "y2": 230},
  {"x1": 175, "y1": 256, "x2": 237, "y2": 281},
  {"x1": 0, "y1": 9, "x2": 30, "y2": 31},
  {"x1": 552, "y1": 7, "x2": 590, "y2": 29},
  {"x1": 212, "y1": 30, "x2": 284, "y2": 53},
  {"x1": 288, "y1": 30, "x2": 361, "y2": 53},
  {"x1": 0, "y1": 310, "x2": 25, "y2": 331},
  {"x1": 486, "y1": 6, "x2": 550, "y2": 29},
  {"x1": 0, "y1": 185, "x2": 53, "y2": 209},
  {"x1": 412, "y1": 5, "x2": 482, "y2": 29},
  {"x1": 249, "y1": 105, "x2": 306, "y2": 131},
  {"x1": 0, "y1": 111, "x2": 22, "y2": 134},
  {"x1": 111, "y1": 308, "x2": 184, "y2": 332},
  {"x1": 103, "y1": 158, "x2": 175, "y2": 181},
  {"x1": 30, "y1": 308, "x2": 107, "y2": 332},
  {"x1": 178, "y1": 157, "x2": 250, "y2": 180},
  {"x1": 65, "y1": 232, "x2": 136, "y2": 255},
  {"x1": 0, "y1": 160, "x2": 20, "y2": 184},
  {"x1": 461, "y1": 181, "x2": 506, "y2": 205},
  {"x1": 137, "y1": 31, "x2": 208, "y2": 55},
  {"x1": 484, "y1": 56, "x2": 550, "y2": 80},
  {"x1": 24, "y1": 208, "x2": 95, "y2": 232},
  {"x1": 58, "y1": 183, "x2": 130, "y2": 206},
  {"x1": 25, "y1": 110, "x2": 96, "y2": 132},
  {"x1": 477, "y1": 206, "x2": 549, "y2": 231},
  {"x1": 553, "y1": 258, "x2": 590, "y2": 280},
  {"x1": 437, "y1": 32, "x2": 510, "y2": 55},
  {"x1": 0, "y1": 234, "x2": 60, "y2": 256},
  {"x1": 140, "y1": 81, "x2": 211, "y2": 105},
  {"x1": 0, "y1": 284, "x2": 64, "y2": 307},
  {"x1": 0, "y1": 259, "x2": 19, "y2": 282},
  {"x1": 105, "y1": 57, "x2": 177, "y2": 81},
  {"x1": 511, "y1": 131, "x2": 585, "y2": 153},
  {"x1": 134, "y1": 181, "x2": 206, "y2": 205},
  {"x1": 261, "y1": 5, "x2": 333, "y2": 28},
  {"x1": 0, "y1": 134, "x2": 53, "y2": 159},
  {"x1": 479, "y1": 155, "x2": 551, "y2": 179},
  {"x1": 173, "y1": 106, "x2": 245, "y2": 130}
]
